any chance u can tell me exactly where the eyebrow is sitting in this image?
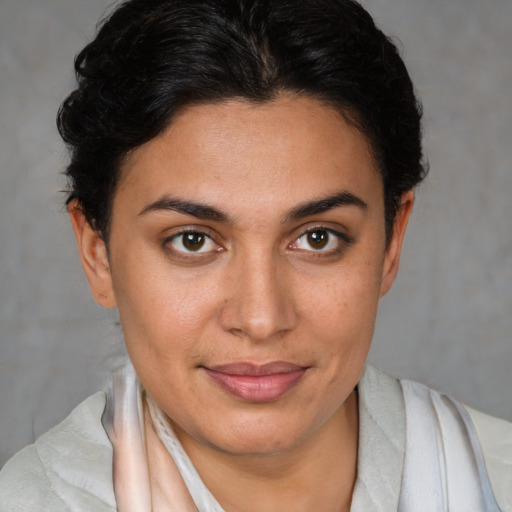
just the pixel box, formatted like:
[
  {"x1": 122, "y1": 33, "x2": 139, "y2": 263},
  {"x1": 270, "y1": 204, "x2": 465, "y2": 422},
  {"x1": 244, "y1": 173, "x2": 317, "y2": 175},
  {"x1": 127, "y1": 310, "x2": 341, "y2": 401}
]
[
  {"x1": 138, "y1": 190, "x2": 367, "y2": 224},
  {"x1": 283, "y1": 191, "x2": 367, "y2": 222},
  {"x1": 138, "y1": 197, "x2": 230, "y2": 223}
]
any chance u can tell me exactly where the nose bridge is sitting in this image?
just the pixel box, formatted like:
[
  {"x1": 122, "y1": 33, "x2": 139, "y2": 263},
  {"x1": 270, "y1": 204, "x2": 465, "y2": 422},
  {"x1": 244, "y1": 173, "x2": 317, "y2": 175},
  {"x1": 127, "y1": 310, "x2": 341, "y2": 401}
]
[{"x1": 219, "y1": 247, "x2": 297, "y2": 341}]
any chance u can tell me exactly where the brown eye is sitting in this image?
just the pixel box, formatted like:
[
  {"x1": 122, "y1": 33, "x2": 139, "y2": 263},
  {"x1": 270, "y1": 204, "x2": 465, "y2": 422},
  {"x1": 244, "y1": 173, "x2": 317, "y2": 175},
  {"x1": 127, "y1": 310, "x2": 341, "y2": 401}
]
[
  {"x1": 168, "y1": 231, "x2": 218, "y2": 254},
  {"x1": 290, "y1": 227, "x2": 350, "y2": 254},
  {"x1": 307, "y1": 230, "x2": 329, "y2": 250},
  {"x1": 183, "y1": 232, "x2": 205, "y2": 251}
]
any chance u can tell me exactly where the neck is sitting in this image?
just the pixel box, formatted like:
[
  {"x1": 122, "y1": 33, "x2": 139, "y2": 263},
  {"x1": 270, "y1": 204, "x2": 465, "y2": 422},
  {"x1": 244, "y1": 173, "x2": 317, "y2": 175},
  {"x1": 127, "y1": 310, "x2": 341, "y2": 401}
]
[{"x1": 173, "y1": 390, "x2": 359, "y2": 512}]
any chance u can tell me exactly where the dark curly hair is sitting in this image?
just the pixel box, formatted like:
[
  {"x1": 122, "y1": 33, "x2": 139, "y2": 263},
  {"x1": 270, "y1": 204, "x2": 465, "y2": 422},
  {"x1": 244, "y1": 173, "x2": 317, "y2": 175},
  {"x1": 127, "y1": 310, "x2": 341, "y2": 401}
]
[{"x1": 57, "y1": 0, "x2": 427, "y2": 242}]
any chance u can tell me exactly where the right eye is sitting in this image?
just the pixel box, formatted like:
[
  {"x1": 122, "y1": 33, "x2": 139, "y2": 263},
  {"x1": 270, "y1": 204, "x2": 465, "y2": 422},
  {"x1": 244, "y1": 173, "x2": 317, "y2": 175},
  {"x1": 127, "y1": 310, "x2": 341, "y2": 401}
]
[{"x1": 167, "y1": 231, "x2": 219, "y2": 254}]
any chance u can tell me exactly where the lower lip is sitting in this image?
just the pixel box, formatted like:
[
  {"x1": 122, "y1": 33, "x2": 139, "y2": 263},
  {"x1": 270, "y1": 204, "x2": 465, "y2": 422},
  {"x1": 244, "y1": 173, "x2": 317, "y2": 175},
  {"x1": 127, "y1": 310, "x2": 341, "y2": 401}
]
[{"x1": 204, "y1": 368, "x2": 306, "y2": 403}]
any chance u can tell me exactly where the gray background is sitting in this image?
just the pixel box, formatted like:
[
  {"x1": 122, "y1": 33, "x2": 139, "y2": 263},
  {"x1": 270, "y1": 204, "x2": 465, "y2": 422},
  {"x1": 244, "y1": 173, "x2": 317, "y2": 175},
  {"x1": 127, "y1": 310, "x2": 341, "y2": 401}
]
[{"x1": 0, "y1": 0, "x2": 511, "y2": 466}]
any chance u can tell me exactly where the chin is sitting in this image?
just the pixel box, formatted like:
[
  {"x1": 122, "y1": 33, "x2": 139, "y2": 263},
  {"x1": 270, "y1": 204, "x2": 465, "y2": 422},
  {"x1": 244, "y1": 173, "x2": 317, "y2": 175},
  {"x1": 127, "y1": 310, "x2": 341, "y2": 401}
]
[
  {"x1": 198, "y1": 412, "x2": 315, "y2": 457},
  {"x1": 212, "y1": 433, "x2": 302, "y2": 457}
]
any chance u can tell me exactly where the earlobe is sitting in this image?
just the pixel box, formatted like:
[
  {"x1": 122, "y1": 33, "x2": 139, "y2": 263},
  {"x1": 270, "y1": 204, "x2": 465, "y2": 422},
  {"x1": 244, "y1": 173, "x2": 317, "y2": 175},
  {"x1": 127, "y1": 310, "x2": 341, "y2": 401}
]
[
  {"x1": 379, "y1": 191, "x2": 414, "y2": 297},
  {"x1": 67, "y1": 200, "x2": 117, "y2": 308}
]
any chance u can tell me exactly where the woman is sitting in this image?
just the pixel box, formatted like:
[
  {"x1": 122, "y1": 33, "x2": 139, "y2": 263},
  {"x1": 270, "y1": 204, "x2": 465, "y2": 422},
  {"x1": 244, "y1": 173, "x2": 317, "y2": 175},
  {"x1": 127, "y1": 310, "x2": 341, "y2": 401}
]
[{"x1": 1, "y1": 0, "x2": 511, "y2": 510}]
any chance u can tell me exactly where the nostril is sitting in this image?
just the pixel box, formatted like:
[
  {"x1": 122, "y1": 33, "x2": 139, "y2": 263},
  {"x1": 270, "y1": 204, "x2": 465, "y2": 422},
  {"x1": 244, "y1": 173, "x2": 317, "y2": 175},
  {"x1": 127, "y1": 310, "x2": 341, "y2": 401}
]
[{"x1": 229, "y1": 327, "x2": 245, "y2": 338}]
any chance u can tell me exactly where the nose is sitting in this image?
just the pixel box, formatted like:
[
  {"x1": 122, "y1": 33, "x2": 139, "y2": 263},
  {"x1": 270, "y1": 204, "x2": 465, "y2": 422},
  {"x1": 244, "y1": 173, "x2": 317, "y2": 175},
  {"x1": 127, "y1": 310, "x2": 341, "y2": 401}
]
[{"x1": 218, "y1": 251, "x2": 298, "y2": 342}]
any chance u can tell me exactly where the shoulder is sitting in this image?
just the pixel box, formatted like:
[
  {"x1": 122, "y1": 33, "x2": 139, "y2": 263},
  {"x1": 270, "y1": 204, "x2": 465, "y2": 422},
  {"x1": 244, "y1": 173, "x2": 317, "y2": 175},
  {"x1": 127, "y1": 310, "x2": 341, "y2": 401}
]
[
  {"x1": 0, "y1": 392, "x2": 116, "y2": 512},
  {"x1": 466, "y1": 405, "x2": 512, "y2": 512},
  {"x1": 362, "y1": 365, "x2": 512, "y2": 511}
]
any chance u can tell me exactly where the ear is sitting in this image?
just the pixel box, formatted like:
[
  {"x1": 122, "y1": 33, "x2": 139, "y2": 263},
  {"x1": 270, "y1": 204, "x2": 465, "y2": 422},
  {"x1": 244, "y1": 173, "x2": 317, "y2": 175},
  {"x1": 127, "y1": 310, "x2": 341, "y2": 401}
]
[
  {"x1": 379, "y1": 191, "x2": 414, "y2": 297},
  {"x1": 67, "y1": 200, "x2": 117, "y2": 308}
]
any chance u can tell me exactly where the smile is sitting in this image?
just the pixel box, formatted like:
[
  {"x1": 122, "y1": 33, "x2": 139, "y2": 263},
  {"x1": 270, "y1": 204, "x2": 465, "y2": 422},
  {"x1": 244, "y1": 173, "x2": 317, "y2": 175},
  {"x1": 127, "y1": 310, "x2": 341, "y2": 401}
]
[{"x1": 203, "y1": 362, "x2": 308, "y2": 403}]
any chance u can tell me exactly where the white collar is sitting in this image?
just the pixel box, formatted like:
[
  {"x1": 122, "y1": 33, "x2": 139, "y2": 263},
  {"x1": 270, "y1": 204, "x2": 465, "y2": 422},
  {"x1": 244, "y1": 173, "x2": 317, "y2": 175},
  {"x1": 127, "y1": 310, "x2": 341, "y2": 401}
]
[{"x1": 106, "y1": 363, "x2": 407, "y2": 512}]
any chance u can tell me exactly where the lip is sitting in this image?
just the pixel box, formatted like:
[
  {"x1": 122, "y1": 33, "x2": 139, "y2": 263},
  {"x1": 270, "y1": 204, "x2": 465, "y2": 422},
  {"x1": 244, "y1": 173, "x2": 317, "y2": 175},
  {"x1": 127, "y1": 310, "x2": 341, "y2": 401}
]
[{"x1": 203, "y1": 362, "x2": 307, "y2": 403}]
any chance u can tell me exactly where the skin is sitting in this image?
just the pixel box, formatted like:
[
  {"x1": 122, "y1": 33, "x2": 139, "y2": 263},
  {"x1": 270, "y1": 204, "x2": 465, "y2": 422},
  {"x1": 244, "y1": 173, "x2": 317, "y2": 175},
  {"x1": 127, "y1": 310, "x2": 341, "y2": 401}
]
[{"x1": 69, "y1": 95, "x2": 413, "y2": 511}]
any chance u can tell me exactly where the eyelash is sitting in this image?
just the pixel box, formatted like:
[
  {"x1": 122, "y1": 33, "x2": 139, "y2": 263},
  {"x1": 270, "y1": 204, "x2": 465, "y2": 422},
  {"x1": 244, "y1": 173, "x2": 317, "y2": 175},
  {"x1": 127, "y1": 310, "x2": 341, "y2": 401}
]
[
  {"x1": 288, "y1": 227, "x2": 354, "y2": 256},
  {"x1": 163, "y1": 226, "x2": 354, "y2": 260},
  {"x1": 164, "y1": 228, "x2": 221, "y2": 259}
]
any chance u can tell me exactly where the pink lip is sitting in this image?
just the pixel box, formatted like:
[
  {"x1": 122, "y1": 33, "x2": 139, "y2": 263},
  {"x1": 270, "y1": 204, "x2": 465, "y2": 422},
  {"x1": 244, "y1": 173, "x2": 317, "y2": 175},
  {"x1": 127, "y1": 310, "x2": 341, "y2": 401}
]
[{"x1": 203, "y1": 362, "x2": 307, "y2": 403}]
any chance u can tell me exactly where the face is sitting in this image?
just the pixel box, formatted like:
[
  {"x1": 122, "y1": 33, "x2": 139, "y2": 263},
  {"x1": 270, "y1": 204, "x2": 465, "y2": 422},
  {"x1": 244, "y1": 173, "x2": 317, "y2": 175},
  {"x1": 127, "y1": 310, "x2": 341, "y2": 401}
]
[{"x1": 71, "y1": 95, "x2": 411, "y2": 456}]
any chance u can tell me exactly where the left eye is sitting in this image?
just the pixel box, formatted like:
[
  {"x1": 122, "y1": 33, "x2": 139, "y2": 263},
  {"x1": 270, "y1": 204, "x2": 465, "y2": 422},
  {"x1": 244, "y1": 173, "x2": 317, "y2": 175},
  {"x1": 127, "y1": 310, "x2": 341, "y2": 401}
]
[
  {"x1": 168, "y1": 231, "x2": 218, "y2": 253},
  {"x1": 292, "y1": 229, "x2": 343, "y2": 252}
]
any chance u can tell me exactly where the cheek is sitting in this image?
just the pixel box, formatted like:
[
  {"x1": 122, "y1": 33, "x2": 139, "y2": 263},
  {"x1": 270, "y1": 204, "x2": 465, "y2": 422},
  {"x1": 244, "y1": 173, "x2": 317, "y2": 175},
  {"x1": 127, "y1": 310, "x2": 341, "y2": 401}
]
[
  {"x1": 305, "y1": 264, "x2": 382, "y2": 333},
  {"x1": 111, "y1": 251, "x2": 221, "y2": 360},
  {"x1": 301, "y1": 259, "x2": 382, "y2": 375}
]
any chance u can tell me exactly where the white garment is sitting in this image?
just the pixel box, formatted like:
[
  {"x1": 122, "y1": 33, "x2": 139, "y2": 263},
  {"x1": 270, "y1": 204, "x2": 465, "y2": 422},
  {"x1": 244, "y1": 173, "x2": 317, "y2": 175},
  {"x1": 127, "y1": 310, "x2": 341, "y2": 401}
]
[
  {"x1": 1, "y1": 364, "x2": 511, "y2": 511},
  {"x1": 105, "y1": 365, "x2": 506, "y2": 512},
  {"x1": 399, "y1": 380, "x2": 501, "y2": 512}
]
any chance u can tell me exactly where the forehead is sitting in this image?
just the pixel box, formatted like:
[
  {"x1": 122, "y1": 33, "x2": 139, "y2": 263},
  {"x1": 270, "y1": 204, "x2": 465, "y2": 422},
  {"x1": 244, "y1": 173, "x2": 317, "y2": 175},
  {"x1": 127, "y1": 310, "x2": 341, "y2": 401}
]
[{"x1": 117, "y1": 95, "x2": 383, "y2": 219}]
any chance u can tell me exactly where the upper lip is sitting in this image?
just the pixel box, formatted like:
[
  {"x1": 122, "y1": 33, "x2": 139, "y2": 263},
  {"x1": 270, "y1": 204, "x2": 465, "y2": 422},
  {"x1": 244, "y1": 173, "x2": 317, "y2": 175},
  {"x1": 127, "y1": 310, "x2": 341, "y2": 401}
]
[{"x1": 205, "y1": 361, "x2": 307, "y2": 375}]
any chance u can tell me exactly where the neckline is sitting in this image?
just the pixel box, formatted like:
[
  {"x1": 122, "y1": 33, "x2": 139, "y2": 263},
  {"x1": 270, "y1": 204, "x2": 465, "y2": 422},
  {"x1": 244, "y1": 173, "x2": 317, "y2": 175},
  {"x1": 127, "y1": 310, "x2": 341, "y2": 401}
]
[
  {"x1": 106, "y1": 362, "x2": 406, "y2": 511},
  {"x1": 144, "y1": 364, "x2": 406, "y2": 512}
]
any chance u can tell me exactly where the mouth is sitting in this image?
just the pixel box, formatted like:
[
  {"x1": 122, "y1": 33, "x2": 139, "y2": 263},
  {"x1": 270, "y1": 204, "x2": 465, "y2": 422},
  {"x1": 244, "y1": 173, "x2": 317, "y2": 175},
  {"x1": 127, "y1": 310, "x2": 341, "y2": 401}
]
[{"x1": 202, "y1": 362, "x2": 308, "y2": 403}]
